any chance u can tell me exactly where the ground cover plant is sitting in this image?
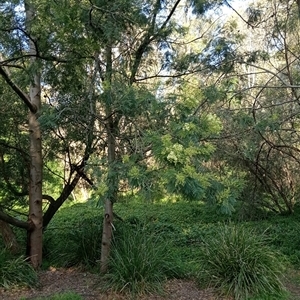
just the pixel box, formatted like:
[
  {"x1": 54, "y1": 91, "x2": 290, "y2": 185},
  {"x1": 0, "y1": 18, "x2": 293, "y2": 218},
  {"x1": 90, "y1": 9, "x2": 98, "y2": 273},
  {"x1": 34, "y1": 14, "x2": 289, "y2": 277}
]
[
  {"x1": 37, "y1": 199, "x2": 300, "y2": 298},
  {"x1": 43, "y1": 205, "x2": 104, "y2": 268},
  {"x1": 20, "y1": 291, "x2": 83, "y2": 300}
]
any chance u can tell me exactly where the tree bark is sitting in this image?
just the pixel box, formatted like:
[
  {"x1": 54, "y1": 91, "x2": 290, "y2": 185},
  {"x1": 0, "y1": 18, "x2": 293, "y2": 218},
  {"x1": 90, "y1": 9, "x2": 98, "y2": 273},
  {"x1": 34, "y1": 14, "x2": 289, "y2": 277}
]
[
  {"x1": 25, "y1": 0, "x2": 43, "y2": 269},
  {"x1": 0, "y1": 220, "x2": 19, "y2": 254},
  {"x1": 100, "y1": 199, "x2": 113, "y2": 273},
  {"x1": 100, "y1": 44, "x2": 118, "y2": 273}
]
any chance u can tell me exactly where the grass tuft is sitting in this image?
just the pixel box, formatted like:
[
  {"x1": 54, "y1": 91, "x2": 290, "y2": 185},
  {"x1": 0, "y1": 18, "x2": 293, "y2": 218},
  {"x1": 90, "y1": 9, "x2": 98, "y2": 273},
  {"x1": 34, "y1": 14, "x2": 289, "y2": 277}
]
[
  {"x1": 0, "y1": 248, "x2": 38, "y2": 288},
  {"x1": 197, "y1": 224, "x2": 287, "y2": 300},
  {"x1": 104, "y1": 223, "x2": 181, "y2": 296}
]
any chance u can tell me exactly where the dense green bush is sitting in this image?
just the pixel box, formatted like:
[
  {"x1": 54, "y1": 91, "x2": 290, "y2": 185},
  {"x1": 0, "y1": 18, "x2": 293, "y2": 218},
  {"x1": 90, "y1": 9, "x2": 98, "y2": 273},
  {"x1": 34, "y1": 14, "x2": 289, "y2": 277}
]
[
  {"x1": 43, "y1": 205, "x2": 104, "y2": 268},
  {"x1": 42, "y1": 200, "x2": 300, "y2": 299},
  {"x1": 253, "y1": 218, "x2": 300, "y2": 267},
  {"x1": 197, "y1": 225, "x2": 287, "y2": 300},
  {"x1": 0, "y1": 248, "x2": 37, "y2": 288},
  {"x1": 104, "y1": 223, "x2": 183, "y2": 296},
  {"x1": 44, "y1": 215, "x2": 103, "y2": 268}
]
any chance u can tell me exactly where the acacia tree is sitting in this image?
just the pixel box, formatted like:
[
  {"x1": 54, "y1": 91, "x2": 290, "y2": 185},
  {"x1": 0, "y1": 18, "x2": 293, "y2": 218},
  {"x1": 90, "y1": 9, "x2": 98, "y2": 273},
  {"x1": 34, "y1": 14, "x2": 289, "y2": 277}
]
[
  {"x1": 0, "y1": 0, "x2": 228, "y2": 271},
  {"x1": 79, "y1": 0, "x2": 229, "y2": 272}
]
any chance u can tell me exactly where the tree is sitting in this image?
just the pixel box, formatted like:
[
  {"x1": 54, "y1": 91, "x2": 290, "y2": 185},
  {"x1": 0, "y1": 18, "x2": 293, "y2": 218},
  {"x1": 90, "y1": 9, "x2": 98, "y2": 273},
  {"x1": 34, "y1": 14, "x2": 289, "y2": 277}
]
[
  {"x1": 0, "y1": 0, "x2": 97, "y2": 267},
  {"x1": 0, "y1": 0, "x2": 43, "y2": 268},
  {"x1": 206, "y1": 0, "x2": 300, "y2": 214},
  {"x1": 0, "y1": 0, "x2": 230, "y2": 272}
]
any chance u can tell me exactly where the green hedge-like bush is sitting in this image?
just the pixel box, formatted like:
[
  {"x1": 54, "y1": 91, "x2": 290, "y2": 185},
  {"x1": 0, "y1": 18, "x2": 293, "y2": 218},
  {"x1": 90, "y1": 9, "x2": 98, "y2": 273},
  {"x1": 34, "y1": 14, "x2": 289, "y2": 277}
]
[{"x1": 197, "y1": 225, "x2": 287, "y2": 300}]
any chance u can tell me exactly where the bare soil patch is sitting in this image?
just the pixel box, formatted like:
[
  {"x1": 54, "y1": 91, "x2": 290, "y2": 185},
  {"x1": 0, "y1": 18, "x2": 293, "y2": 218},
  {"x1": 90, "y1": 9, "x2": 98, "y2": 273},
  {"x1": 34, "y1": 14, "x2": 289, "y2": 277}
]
[{"x1": 0, "y1": 268, "x2": 226, "y2": 300}]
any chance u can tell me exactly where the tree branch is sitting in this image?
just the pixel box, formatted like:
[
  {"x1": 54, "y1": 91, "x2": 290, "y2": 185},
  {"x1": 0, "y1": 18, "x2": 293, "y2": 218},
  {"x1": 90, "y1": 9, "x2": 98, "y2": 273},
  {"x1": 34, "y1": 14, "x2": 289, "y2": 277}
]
[
  {"x1": 159, "y1": 0, "x2": 181, "y2": 31},
  {"x1": 129, "y1": 0, "x2": 181, "y2": 84},
  {"x1": 42, "y1": 194, "x2": 55, "y2": 204},
  {"x1": 0, "y1": 66, "x2": 37, "y2": 113},
  {"x1": 0, "y1": 210, "x2": 30, "y2": 230}
]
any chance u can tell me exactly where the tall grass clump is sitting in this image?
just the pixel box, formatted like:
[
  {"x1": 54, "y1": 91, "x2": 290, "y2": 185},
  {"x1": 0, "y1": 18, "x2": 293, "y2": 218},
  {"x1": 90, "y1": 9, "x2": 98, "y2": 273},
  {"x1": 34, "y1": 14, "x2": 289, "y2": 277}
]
[
  {"x1": 0, "y1": 248, "x2": 38, "y2": 288},
  {"x1": 44, "y1": 216, "x2": 103, "y2": 268},
  {"x1": 104, "y1": 223, "x2": 181, "y2": 296},
  {"x1": 198, "y1": 224, "x2": 287, "y2": 300}
]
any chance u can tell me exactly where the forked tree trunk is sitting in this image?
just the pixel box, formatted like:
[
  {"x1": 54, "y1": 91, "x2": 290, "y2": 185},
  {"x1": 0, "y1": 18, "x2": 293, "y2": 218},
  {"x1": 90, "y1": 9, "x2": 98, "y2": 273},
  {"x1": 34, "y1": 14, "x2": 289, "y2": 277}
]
[
  {"x1": 25, "y1": 0, "x2": 43, "y2": 269},
  {"x1": 0, "y1": 220, "x2": 19, "y2": 254}
]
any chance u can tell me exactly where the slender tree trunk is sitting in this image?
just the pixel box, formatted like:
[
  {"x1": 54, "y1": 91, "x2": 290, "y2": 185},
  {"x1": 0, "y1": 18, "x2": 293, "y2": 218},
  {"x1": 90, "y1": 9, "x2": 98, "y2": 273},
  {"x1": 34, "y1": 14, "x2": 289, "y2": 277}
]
[
  {"x1": 100, "y1": 198, "x2": 113, "y2": 273},
  {"x1": 25, "y1": 0, "x2": 43, "y2": 269},
  {"x1": 27, "y1": 104, "x2": 43, "y2": 269},
  {"x1": 100, "y1": 112, "x2": 117, "y2": 273},
  {"x1": 100, "y1": 120, "x2": 118, "y2": 273},
  {"x1": 100, "y1": 45, "x2": 118, "y2": 273},
  {"x1": 0, "y1": 220, "x2": 19, "y2": 254}
]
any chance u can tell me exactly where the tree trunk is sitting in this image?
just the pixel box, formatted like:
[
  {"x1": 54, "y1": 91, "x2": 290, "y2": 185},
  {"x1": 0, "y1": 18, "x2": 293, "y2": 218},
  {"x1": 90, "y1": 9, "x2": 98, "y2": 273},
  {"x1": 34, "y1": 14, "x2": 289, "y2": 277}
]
[
  {"x1": 27, "y1": 88, "x2": 43, "y2": 269},
  {"x1": 100, "y1": 199, "x2": 113, "y2": 273},
  {"x1": 43, "y1": 171, "x2": 82, "y2": 229},
  {"x1": 100, "y1": 114, "x2": 118, "y2": 273},
  {"x1": 100, "y1": 44, "x2": 118, "y2": 273},
  {"x1": 25, "y1": 0, "x2": 43, "y2": 269},
  {"x1": 0, "y1": 220, "x2": 19, "y2": 254}
]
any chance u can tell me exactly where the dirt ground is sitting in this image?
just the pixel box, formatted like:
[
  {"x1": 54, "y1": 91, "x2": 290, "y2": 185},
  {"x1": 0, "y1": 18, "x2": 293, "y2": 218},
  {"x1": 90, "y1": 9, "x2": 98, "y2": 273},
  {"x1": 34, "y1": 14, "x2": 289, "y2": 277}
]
[
  {"x1": 0, "y1": 268, "x2": 228, "y2": 300},
  {"x1": 1, "y1": 268, "x2": 300, "y2": 300}
]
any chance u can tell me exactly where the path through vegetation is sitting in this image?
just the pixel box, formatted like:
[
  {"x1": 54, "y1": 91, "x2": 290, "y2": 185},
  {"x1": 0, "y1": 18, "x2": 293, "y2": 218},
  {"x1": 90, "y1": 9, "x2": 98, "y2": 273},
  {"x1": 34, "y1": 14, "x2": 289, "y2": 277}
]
[
  {"x1": 0, "y1": 268, "x2": 226, "y2": 300},
  {"x1": 1, "y1": 268, "x2": 300, "y2": 299}
]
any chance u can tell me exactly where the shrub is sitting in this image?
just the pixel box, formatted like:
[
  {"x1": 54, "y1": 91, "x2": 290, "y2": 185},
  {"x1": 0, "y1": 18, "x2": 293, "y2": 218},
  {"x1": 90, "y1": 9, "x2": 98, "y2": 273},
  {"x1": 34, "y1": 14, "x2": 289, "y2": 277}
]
[
  {"x1": 66, "y1": 216, "x2": 103, "y2": 268},
  {"x1": 44, "y1": 215, "x2": 103, "y2": 268},
  {"x1": 197, "y1": 224, "x2": 287, "y2": 300},
  {"x1": 0, "y1": 248, "x2": 38, "y2": 288},
  {"x1": 104, "y1": 223, "x2": 182, "y2": 296}
]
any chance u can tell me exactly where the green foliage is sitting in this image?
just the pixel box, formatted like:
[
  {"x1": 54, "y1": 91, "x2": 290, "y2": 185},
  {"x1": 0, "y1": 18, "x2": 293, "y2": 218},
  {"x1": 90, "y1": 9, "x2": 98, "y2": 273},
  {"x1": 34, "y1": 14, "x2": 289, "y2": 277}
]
[
  {"x1": 25, "y1": 291, "x2": 83, "y2": 300},
  {"x1": 197, "y1": 225, "x2": 287, "y2": 300},
  {"x1": 0, "y1": 249, "x2": 38, "y2": 288},
  {"x1": 44, "y1": 205, "x2": 103, "y2": 268},
  {"x1": 104, "y1": 223, "x2": 182, "y2": 296},
  {"x1": 205, "y1": 167, "x2": 246, "y2": 215},
  {"x1": 248, "y1": 214, "x2": 300, "y2": 268},
  {"x1": 191, "y1": 0, "x2": 225, "y2": 15},
  {"x1": 42, "y1": 200, "x2": 300, "y2": 298}
]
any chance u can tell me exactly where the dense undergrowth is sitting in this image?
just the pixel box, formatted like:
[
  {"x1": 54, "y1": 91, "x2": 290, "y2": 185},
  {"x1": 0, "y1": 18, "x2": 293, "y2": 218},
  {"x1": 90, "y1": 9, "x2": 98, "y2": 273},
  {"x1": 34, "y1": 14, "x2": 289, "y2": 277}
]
[
  {"x1": 0, "y1": 248, "x2": 37, "y2": 288},
  {"x1": 2, "y1": 200, "x2": 300, "y2": 299}
]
